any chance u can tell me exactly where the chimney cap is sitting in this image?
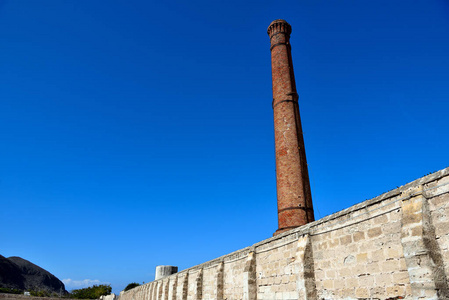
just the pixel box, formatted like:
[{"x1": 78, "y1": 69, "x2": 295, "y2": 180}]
[
  {"x1": 269, "y1": 19, "x2": 289, "y2": 26},
  {"x1": 267, "y1": 19, "x2": 292, "y2": 37}
]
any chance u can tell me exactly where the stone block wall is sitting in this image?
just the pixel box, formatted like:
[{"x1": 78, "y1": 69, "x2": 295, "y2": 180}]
[{"x1": 119, "y1": 167, "x2": 449, "y2": 299}]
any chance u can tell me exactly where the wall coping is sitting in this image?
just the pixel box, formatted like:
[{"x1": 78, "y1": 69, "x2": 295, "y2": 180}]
[{"x1": 268, "y1": 165, "x2": 449, "y2": 240}]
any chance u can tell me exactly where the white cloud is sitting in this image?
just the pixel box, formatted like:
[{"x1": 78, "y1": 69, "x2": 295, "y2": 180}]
[{"x1": 62, "y1": 279, "x2": 109, "y2": 290}]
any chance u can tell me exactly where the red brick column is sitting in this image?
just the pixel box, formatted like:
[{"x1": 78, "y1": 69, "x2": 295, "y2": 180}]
[{"x1": 268, "y1": 20, "x2": 314, "y2": 235}]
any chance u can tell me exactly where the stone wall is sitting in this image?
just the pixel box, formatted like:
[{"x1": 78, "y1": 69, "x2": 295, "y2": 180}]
[{"x1": 119, "y1": 167, "x2": 449, "y2": 300}]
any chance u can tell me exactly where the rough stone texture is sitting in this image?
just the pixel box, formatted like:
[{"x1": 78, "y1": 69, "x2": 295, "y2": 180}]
[
  {"x1": 119, "y1": 166, "x2": 449, "y2": 300},
  {"x1": 243, "y1": 251, "x2": 256, "y2": 300},
  {"x1": 268, "y1": 20, "x2": 314, "y2": 236},
  {"x1": 187, "y1": 269, "x2": 202, "y2": 300},
  {"x1": 296, "y1": 235, "x2": 317, "y2": 299},
  {"x1": 400, "y1": 180, "x2": 449, "y2": 299},
  {"x1": 223, "y1": 250, "x2": 247, "y2": 300},
  {"x1": 201, "y1": 264, "x2": 219, "y2": 300}
]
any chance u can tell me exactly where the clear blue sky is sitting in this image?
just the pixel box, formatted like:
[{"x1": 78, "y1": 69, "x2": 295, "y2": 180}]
[{"x1": 1, "y1": 0, "x2": 448, "y2": 294}]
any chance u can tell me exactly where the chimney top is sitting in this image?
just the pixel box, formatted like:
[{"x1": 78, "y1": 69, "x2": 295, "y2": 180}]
[{"x1": 267, "y1": 19, "x2": 292, "y2": 37}]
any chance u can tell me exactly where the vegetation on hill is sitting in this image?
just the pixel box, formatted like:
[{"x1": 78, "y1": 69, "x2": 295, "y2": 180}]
[
  {"x1": 70, "y1": 284, "x2": 112, "y2": 299},
  {"x1": 0, "y1": 287, "x2": 22, "y2": 294}
]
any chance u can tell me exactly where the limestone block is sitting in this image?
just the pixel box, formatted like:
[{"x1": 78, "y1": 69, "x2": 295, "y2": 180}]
[
  {"x1": 243, "y1": 251, "x2": 256, "y2": 300},
  {"x1": 400, "y1": 185, "x2": 449, "y2": 299},
  {"x1": 295, "y1": 234, "x2": 317, "y2": 300}
]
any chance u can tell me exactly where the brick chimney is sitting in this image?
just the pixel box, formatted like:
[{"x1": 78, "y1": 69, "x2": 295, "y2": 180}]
[{"x1": 268, "y1": 20, "x2": 315, "y2": 235}]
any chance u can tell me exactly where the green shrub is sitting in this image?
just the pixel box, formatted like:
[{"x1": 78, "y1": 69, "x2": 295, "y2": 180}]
[
  {"x1": 29, "y1": 290, "x2": 52, "y2": 297},
  {"x1": 124, "y1": 283, "x2": 140, "y2": 292},
  {"x1": 70, "y1": 284, "x2": 112, "y2": 299},
  {"x1": 0, "y1": 288, "x2": 22, "y2": 294}
]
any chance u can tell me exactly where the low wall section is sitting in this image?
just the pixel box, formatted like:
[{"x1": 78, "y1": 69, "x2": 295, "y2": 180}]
[{"x1": 120, "y1": 167, "x2": 449, "y2": 299}]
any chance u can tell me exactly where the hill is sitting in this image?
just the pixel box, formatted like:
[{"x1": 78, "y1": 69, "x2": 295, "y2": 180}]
[{"x1": 0, "y1": 255, "x2": 66, "y2": 294}]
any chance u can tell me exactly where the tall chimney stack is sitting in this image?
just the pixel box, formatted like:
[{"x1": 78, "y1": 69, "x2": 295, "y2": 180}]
[{"x1": 267, "y1": 20, "x2": 314, "y2": 235}]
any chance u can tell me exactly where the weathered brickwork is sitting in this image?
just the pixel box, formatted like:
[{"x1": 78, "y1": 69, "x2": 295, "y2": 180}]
[
  {"x1": 119, "y1": 167, "x2": 449, "y2": 300},
  {"x1": 268, "y1": 19, "x2": 314, "y2": 235}
]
